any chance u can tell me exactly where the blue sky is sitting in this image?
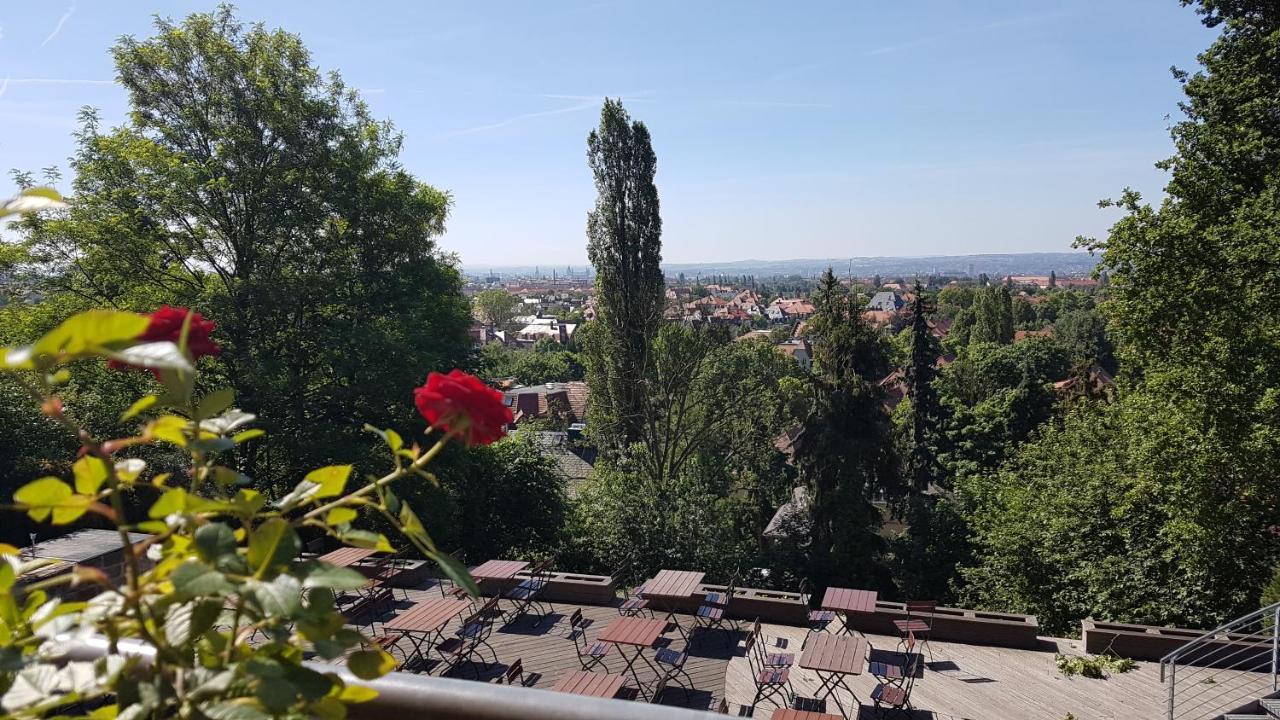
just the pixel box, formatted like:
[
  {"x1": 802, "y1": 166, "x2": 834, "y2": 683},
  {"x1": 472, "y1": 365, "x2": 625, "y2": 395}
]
[{"x1": 0, "y1": 1, "x2": 1216, "y2": 266}]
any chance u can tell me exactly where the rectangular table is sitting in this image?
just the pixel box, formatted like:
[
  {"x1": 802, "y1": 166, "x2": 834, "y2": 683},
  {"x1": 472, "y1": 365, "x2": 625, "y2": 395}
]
[
  {"x1": 552, "y1": 669, "x2": 628, "y2": 698},
  {"x1": 820, "y1": 587, "x2": 878, "y2": 635},
  {"x1": 772, "y1": 711, "x2": 846, "y2": 720},
  {"x1": 799, "y1": 631, "x2": 868, "y2": 719},
  {"x1": 382, "y1": 597, "x2": 472, "y2": 672},
  {"x1": 318, "y1": 547, "x2": 376, "y2": 567},
  {"x1": 596, "y1": 616, "x2": 669, "y2": 700},
  {"x1": 639, "y1": 569, "x2": 706, "y2": 640}
]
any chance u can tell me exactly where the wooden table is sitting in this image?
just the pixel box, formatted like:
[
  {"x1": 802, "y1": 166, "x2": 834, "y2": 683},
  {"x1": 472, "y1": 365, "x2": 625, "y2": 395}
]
[
  {"x1": 639, "y1": 569, "x2": 705, "y2": 640},
  {"x1": 772, "y1": 710, "x2": 846, "y2": 720},
  {"x1": 596, "y1": 616, "x2": 669, "y2": 700},
  {"x1": 318, "y1": 547, "x2": 376, "y2": 567},
  {"x1": 799, "y1": 631, "x2": 868, "y2": 719},
  {"x1": 820, "y1": 587, "x2": 878, "y2": 635},
  {"x1": 468, "y1": 559, "x2": 529, "y2": 595},
  {"x1": 551, "y1": 669, "x2": 628, "y2": 698},
  {"x1": 382, "y1": 597, "x2": 472, "y2": 671}
]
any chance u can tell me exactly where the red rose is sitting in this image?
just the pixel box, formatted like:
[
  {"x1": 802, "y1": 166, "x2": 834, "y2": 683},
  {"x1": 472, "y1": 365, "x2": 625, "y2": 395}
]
[
  {"x1": 413, "y1": 370, "x2": 512, "y2": 446},
  {"x1": 139, "y1": 306, "x2": 220, "y2": 358},
  {"x1": 109, "y1": 306, "x2": 220, "y2": 372}
]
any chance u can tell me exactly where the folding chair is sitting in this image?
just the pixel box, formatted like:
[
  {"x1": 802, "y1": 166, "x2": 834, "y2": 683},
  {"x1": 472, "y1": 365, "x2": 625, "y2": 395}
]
[
  {"x1": 618, "y1": 570, "x2": 652, "y2": 618},
  {"x1": 504, "y1": 558, "x2": 555, "y2": 626},
  {"x1": 370, "y1": 549, "x2": 411, "y2": 602},
  {"x1": 871, "y1": 662, "x2": 918, "y2": 719},
  {"x1": 870, "y1": 631, "x2": 923, "y2": 689},
  {"x1": 498, "y1": 657, "x2": 531, "y2": 686},
  {"x1": 744, "y1": 617, "x2": 794, "y2": 668},
  {"x1": 893, "y1": 600, "x2": 936, "y2": 661},
  {"x1": 703, "y1": 570, "x2": 737, "y2": 607},
  {"x1": 748, "y1": 634, "x2": 793, "y2": 710},
  {"x1": 566, "y1": 609, "x2": 613, "y2": 671},
  {"x1": 798, "y1": 578, "x2": 837, "y2": 632},
  {"x1": 652, "y1": 647, "x2": 693, "y2": 704},
  {"x1": 435, "y1": 597, "x2": 500, "y2": 677}
]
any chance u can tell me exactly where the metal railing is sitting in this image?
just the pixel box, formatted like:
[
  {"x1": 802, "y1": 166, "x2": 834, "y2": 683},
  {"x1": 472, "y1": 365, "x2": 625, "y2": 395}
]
[
  {"x1": 60, "y1": 635, "x2": 725, "y2": 720},
  {"x1": 1160, "y1": 602, "x2": 1280, "y2": 720}
]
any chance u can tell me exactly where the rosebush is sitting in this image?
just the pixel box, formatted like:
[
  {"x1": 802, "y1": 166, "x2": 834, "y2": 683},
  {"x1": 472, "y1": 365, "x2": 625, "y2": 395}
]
[{"x1": 0, "y1": 215, "x2": 509, "y2": 719}]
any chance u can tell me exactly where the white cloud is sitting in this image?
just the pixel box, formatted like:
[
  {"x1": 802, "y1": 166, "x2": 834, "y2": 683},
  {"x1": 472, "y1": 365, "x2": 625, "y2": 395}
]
[{"x1": 40, "y1": 3, "x2": 76, "y2": 48}]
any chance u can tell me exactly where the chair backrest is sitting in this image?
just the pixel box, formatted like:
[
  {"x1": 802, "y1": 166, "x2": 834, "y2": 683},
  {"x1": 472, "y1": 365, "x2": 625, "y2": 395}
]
[
  {"x1": 905, "y1": 600, "x2": 936, "y2": 616},
  {"x1": 748, "y1": 617, "x2": 762, "y2": 648},
  {"x1": 504, "y1": 658, "x2": 523, "y2": 684},
  {"x1": 529, "y1": 557, "x2": 554, "y2": 576},
  {"x1": 797, "y1": 577, "x2": 811, "y2": 606},
  {"x1": 568, "y1": 609, "x2": 584, "y2": 631}
]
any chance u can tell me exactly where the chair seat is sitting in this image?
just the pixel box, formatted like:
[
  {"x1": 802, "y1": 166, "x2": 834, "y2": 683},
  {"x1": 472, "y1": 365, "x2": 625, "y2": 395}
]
[
  {"x1": 586, "y1": 641, "x2": 612, "y2": 657},
  {"x1": 696, "y1": 605, "x2": 724, "y2": 620},
  {"x1": 621, "y1": 597, "x2": 648, "y2": 611},
  {"x1": 869, "y1": 660, "x2": 906, "y2": 679},
  {"x1": 757, "y1": 668, "x2": 790, "y2": 684},
  {"x1": 893, "y1": 619, "x2": 930, "y2": 633},
  {"x1": 456, "y1": 623, "x2": 485, "y2": 639},
  {"x1": 371, "y1": 632, "x2": 405, "y2": 649},
  {"x1": 655, "y1": 648, "x2": 687, "y2": 667},
  {"x1": 435, "y1": 637, "x2": 465, "y2": 655},
  {"x1": 872, "y1": 683, "x2": 907, "y2": 705},
  {"x1": 516, "y1": 578, "x2": 547, "y2": 592},
  {"x1": 704, "y1": 591, "x2": 728, "y2": 606},
  {"x1": 505, "y1": 586, "x2": 536, "y2": 600},
  {"x1": 764, "y1": 652, "x2": 794, "y2": 667}
]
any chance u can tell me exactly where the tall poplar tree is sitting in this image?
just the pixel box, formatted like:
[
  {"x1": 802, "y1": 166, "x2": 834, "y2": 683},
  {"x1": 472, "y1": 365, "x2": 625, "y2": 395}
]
[
  {"x1": 582, "y1": 99, "x2": 665, "y2": 451},
  {"x1": 904, "y1": 281, "x2": 944, "y2": 492}
]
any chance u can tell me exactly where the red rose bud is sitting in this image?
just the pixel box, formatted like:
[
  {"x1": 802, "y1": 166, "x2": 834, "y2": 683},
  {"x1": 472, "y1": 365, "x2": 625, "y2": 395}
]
[
  {"x1": 41, "y1": 397, "x2": 63, "y2": 418},
  {"x1": 413, "y1": 370, "x2": 512, "y2": 446}
]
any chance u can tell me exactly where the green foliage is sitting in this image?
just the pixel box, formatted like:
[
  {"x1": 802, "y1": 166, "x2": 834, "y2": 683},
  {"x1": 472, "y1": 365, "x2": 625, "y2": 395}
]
[
  {"x1": 0, "y1": 307, "x2": 476, "y2": 719},
  {"x1": 1055, "y1": 654, "x2": 1137, "y2": 679},
  {"x1": 969, "y1": 286, "x2": 1014, "y2": 346},
  {"x1": 475, "y1": 342, "x2": 583, "y2": 385},
  {"x1": 471, "y1": 289, "x2": 522, "y2": 331},
  {"x1": 12, "y1": 7, "x2": 471, "y2": 496},
  {"x1": 583, "y1": 99, "x2": 665, "y2": 451}
]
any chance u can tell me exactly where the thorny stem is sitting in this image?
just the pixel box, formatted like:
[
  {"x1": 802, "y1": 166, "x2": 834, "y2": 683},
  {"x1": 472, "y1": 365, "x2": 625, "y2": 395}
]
[{"x1": 301, "y1": 431, "x2": 454, "y2": 523}]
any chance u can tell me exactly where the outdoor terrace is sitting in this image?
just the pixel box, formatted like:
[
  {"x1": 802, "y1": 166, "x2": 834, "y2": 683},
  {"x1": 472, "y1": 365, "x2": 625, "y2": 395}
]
[{"x1": 319, "y1": 560, "x2": 1184, "y2": 720}]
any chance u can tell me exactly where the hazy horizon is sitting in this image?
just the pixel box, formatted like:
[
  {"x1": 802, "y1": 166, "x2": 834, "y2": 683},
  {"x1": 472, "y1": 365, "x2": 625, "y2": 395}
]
[{"x1": 1, "y1": 1, "x2": 1215, "y2": 265}]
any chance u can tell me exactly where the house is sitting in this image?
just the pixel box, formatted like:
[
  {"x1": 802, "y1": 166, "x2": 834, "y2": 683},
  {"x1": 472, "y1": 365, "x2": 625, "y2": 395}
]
[
  {"x1": 504, "y1": 381, "x2": 589, "y2": 425},
  {"x1": 777, "y1": 339, "x2": 812, "y2": 370},
  {"x1": 1013, "y1": 327, "x2": 1054, "y2": 342},
  {"x1": 765, "y1": 298, "x2": 815, "y2": 323},
  {"x1": 512, "y1": 317, "x2": 578, "y2": 347},
  {"x1": 866, "y1": 291, "x2": 905, "y2": 312},
  {"x1": 530, "y1": 431, "x2": 595, "y2": 495},
  {"x1": 1054, "y1": 364, "x2": 1116, "y2": 400}
]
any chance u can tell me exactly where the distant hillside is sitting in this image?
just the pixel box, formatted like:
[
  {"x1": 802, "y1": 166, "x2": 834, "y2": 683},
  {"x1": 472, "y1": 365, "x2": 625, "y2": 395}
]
[{"x1": 465, "y1": 252, "x2": 1100, "y2": 280}]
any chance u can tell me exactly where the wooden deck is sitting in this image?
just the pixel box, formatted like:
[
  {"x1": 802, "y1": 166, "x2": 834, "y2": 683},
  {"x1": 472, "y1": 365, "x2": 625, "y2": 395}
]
[
  {"x1": 333, "y1": 581, "x2": 1229, "y2": 719},
  {"x1": 344, "y1": 585, "x2": 731, "y2": 710}
]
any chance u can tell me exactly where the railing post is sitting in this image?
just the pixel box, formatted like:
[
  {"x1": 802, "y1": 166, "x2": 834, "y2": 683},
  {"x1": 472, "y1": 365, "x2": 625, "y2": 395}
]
[
  {"x1": 1272, "y1": 606, "x2": 1279, "y2": 692},
  {"x1": 1168, "y1": 661, "x2": 1175, "y2": 720}
]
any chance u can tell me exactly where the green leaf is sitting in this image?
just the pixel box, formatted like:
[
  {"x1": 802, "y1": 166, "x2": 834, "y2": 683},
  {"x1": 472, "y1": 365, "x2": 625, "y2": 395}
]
[
  {"x1": 325, "y1": 507, "x2": 358, "y2": 525},
  {"x1": 193, "y1": 523, "x2": 238, "y2": 564},
  {"x1": 164, "y1": 600, "x2": 220, "y2": 646},
  {"x1": 72, "y1": 456, "x2": 109, "y2": 495},
  {"x1": 247, "y1": 518, "x2": 300, "y2": 576},
  {"x1": 108, "y1": 341, "x2": 194, "y2": 373},
  {"x1": 338, "y1": 530, "x2": 393, "y2": 552},
  {"x1": 433, "y1": 551, "x2": 479, "y2": 597},
  {"x1": 233, "y1": 428, "x2": 265, "y2": 444},
  {"x1": 171, "y1": 560, "x2": 232, "y2": 596},
  {"x1": 120, "y1": 395, "x2": 158, "y2": 421},
  {"x1": 202, "y1": 700, "x2": 271, "y2": 720},
  {"x1": 33, "y1": 310, "x2": 149, "y2": 357},
  {"x1": 249, "y1": 575, "x2": 302, "y2": 616},
  {"x1": 231, "y1": 488, "x2": 265, "y2": 515},
  {"x1": 347, "y1": 649, "x2": 396, "y2": 680},
  {"x1": 0, "y1": 187, "x2": 66, "y2": 218},
  {"x1": 149, "y1": 488, "x2": 189, "y2": 519},
  {"x1": 300, "y1": 563, "x2": 367, "y2": 591},
  {"x1": 14, "y1": 477, "x2": 90, "y2": 524},
  {"x1": 275, "y1": 480, "x2": 320, "y2": 511},
  {"x1": 197, "y1": 388, "x2": 236, "y2": 419},
  {"x1": 304, "y1": 465, "x2": 352, "y2": 500}
]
